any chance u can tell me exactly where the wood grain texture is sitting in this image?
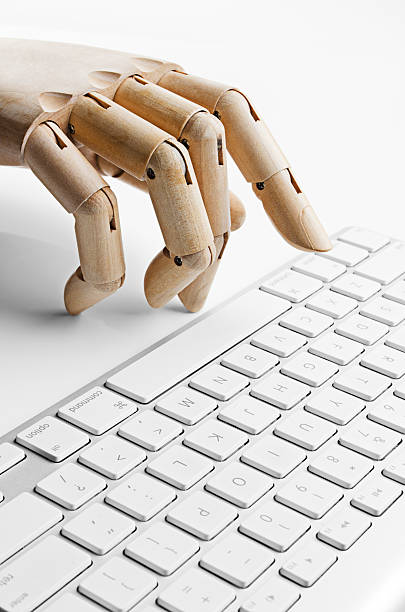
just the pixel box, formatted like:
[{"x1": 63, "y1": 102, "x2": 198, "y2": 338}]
[
  {"x1": 144, "y1": 247, "x2": 213, "y2": 308},
  {"x1": 115, "y1": 75, "x2": 203, "y2": 139},
  {"x1": 73, "y1": 187, "x2": 125, "y2": 285},
  {"x1": 64, "y1": 267, "x2": 123, "y2": 315},
  {"x1": 178, "y1": 234, "x2": 226, "y2": 312},
  {"x1": 25, "y1": 122, "x2": 107, "y2": 213},
  {"x1": 253, "y1": 169, "x2": 331, "y2": 251},
  {"x1": 158, "y1": 71, "x2": 230, "y2": 114},
  {"x1": 145, "y1": 141, "x2": 214, "y2": 256},
  {"x1": 70, "y1": 93, "x2": 169, "y2": 180}
]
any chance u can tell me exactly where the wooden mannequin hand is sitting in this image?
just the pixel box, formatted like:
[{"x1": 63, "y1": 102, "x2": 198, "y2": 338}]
[{"x1": 0, "y1": 39, "x2": 331, "y2": 315}]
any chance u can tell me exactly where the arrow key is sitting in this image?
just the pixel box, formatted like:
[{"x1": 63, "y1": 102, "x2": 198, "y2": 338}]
[
  {"x1": 119, "y1": 410, "x2": 183, "y2": 451},
  {"x1": 240, "y1": 577, "x2": 300, "y2": 612},
  {"x1": 317, "y1": 509, "x2": 371, "y2": 550},
  {"x1": 280, "y1": 542, "x2": 337, "y2": 587}
]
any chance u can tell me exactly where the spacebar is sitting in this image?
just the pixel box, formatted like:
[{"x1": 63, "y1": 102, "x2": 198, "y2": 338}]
[
  {"x1": 0, "y1": 536, "x2": 91, "y2": 612},
  {"x1": 106, "y1": 289, "x2": 290, "y2": 403}
]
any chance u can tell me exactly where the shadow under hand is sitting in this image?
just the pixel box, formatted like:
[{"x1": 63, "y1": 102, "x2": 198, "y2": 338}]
[{"x1": 0, "y1": 232, "x2": 72, "y2": 321}]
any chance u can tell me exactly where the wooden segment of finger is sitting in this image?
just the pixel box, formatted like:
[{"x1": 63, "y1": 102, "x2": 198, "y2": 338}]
[
  {"x1": 230, "y1": 192, "x2": 246, "y2": 231},
  {"x1": 158, "y1": 71, "x2": 230, "y2": 114},
  {"x1": 69, "y1": 92, "x2": 169, "y2": 179},
  {"x1": 74, "y1": 187, "x2": 125, "y2": 284},
  {"x1": 180, "y1": 112, "x2": 230, "y2": 237},
  {"x1": 178, "y1": 234, "x2": 226, "y2": 312},
  {"x1": 144, "y1": 247, "x2": 213, "y2": 309},
  {"x1": 65, "y1": 267, "x2": 123, "y2": 315},
  {"x1": 145, "y1": 141, "x2": 213, "y2": 256},
  {"x1": 253, "y1": 169, "x2": 331, "y2": 251},
  {"x1": 216, "y1": 90, "x2": 289, "y2": 183},
  {"x1": 115, "y1": 75, "x2": 203, "y2": 139},
  {"x1": 24, "y1": 122, "x2": 107, "y2": 213}
]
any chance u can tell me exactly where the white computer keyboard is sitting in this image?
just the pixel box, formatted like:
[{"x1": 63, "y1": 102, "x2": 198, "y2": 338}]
[{"x1": 2, "y1": 226, "x2": 405, "y2": 612}]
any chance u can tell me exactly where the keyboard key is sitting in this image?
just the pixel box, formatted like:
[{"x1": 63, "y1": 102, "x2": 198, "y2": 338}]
[
  {"x1": 331, "y1": 273, "x2": 380, "y2": 301},
  {"x1": 125, "y1": 522, "x2": 199, "y2": 575},
  {"x1": 360, "y1": 297, "x2": 405, "y2": 326},
  {"x1": 58, "y1": 386, "x2": 137, "y2": 435},
  {"x1": 189, "y1": 364, "x2": 249, "y2": 401},
  {"x1": 339, "y1": 420, "x2": 401, "y2": 459},
  {"x1": 239, "y1": 500, "x2": 310, "y2": 551},
  {"x1": 382, "y1": 449, "x2": 405, "y2": 484},
  {"x1": 155, "y1": 387, "x2": 217, "y2": 425},
  {"x1": 335, "y1": 314, "x2": 388, "y2": 345},
  {"x1": 383, "y1": 281, "x2": 405, "y2": 305},
  {"x1": 333, "y1": 365, "x2": 391, "y2": 401},
  {"x1": 354, "y1": 243, "x2": 405, "y2": 284},
  {"x1": 338, "y1": 227, "x2": 389, "y2": 252},
  {"x1": 280, "y1": 542, "x2": 337, "y2": 587},
  {"x1": 308, "y1": 444, "x2": 373, "y2": 488},
  {"x1": 309, "y1": 332, "x2": 363, "y2": 366},
  {"x1": 107, "y1": 289, "x2": 290, "y2": 403},
  {"x1": 36, "y1": 463, "x2": 106, "y2": 510},
  {"x1": 317, "y1": 508, "x2": 371, "y2": 550},
  {"x1": 46, "y1": 594, "x2": 100, "y2": 612},
  {"x1": 240, "y1": 577, "x2": 300, "y2": 612},
  {"x1": 157, "y1": 567, "x2": 235, "y2": 612},
  {"x1": 305, "y1": 388, "x2": 365, "y2": 425},
  {"x1": 79, "y1": 556, "x2": 157, "y2": 611},
  {"x1": 0, "y1": 492, "x2": 63, "y2": 564},
  {"x1": 275, "y1": 473, "x2": 342, "y2": 519},
  {"x1": 221, "y1": 344, "x2": 279, "y2": 378},
  {"x1": 251, "y1": 324, "x2": 307, "y2": 357},
  {"x1": 79, "y1": 435, "x2": 146, "y2": 479},
  {"x1": 146, "y1": 445, "x2": 213, "y2": 490},
  {"x1": 251, "y1": 373, "x2": 310, "y2": 410},
  {"x1": 166, "y1": 490, "x2": 237, "y2": 540},
  {"x1": 361, "y1": 345, "x2": 405, "y2": 378},
  {"x1": 205, "y1": 462, "x2": 273, "y2": 508},
  {"x1": 218, "y1": 395, "x2": 279, "y2": 434},
  {"x1": 292, "y1": 254, "x2": 345, "y2": 282},
  {"x1": 16, "y1": 416, "x2": 89, "y2": 462},
  {"x1": 119, "y1": 410, "x2": 183, "y2": 451},
  {"x1": 0, "y1": 536, "x2": 91, "y2": 612},
  {"x1": 241, "y1": 436, "x2": 306, "y2": 478},
  {"x1": 280, "y1": 352, "x2": 338, "y2": 387},
  {"x1": 386, "y1": 328, "x2": 405, "y2": 352},
  {"x1": 319, "y1": 240, "x2": 368, "y2": 266},
  {"x1": 351, "y1": 475, "x2": 402, "y2": 516},
  {"x1": 105, "y1": 472, "x2": 176, "y2": 520},
  {"x1": 395, "y1": 380, "x2": 405, "y2": 399},
  {"x1": 261, "y1": 269, "x2": 322, "y2": 302},
  {"x1": 183, "y1": 419, "x2": 248, "y2": 461},
  {"x1": 0, "y1": 443, "x2": 25, "y2": 475},
  {"x1": 305, "y1": 289, "x2": 357, "y2": 319},
  {"x1": 200, "y1": 532, "x2": 274, "y2": 588},
  {"x1": 279, "y1": 307, "x2": 333, "y2": 337},
  {"x1": 274, "y1": 411, "x2": 336, "y2": 451},
  {"x1": 62, "y1": 503, "x2": 135, "y2": 555}
]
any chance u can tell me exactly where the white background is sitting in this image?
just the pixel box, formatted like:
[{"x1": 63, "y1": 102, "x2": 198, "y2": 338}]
[{"x1": 1, "y1": 0, "x2": 405, "y2": 434}]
